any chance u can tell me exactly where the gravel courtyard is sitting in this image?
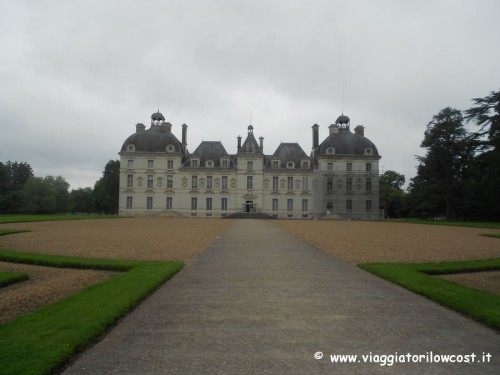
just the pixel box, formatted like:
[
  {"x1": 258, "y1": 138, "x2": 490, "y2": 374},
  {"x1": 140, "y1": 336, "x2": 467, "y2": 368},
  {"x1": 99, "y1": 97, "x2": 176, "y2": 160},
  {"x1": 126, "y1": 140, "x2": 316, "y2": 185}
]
[{"x1": 1, "y1": 218, "x2": 499, "y2": 322}]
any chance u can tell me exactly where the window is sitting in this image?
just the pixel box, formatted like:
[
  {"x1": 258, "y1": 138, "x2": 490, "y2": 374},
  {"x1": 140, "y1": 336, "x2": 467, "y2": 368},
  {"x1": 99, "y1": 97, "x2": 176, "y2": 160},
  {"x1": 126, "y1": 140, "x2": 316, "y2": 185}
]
[
  {"x1": 326, "y1": 147, "x2": 335, "y2": 155},
  {"x1": 273, "y1": 176, "x2": 279, "y2": 190},
  {"x1": 191, "y1": 160, "x2": 198, "y2": 168},
  {"x1": 366, "y1": 178, "x2": 372, "y2": 192},
  {"x1": 302, "y1": 177, "x2": 308, "y2": 192},
  {"x1": 127, "y1": 174, "x2": 133, "y2": 188},
  {"x1": 326, "y1": 177, "x2": 333, "y2": 190},
  {"x1": 366, "y1": 200, "x2": 372, "y2": 211},
  {"x1": 287, "y1": 199, "x2": 293, "y2": 212},
  {"x1": 147, "y1": 175, "x2": 153, "y2": 188},
  {"x1": 346, "y1": 199, "x2": 352, "y2": 211},
  {"x1": 222, "y1": 176, "x2": 228, "y2": 190},
  {"x1": 222, "y1": 160, "x2": 228, "y2": 168},
  {"x1": 366, "y1": 163, "x2": 372, "y2": 172},
  {"x1": 127, "y1": 145, "x2": 135, "y2": 152},
  {"x1": 221, "y1": 198, "x2": 228, "y2": 211},
  {"x1": 166, "y1": 197, "x2": 173, "y2": 210},
  {"x1": 327, "y1": 163, "x2": 333, "y2": 172},
  {"x1": 287, "y1": 177, "x2": 293, "y2": 190},
  {"x1": 347, "y1": 163, "x2": 352, "y2": 171},
  {"x1": 346, "y1": 178, "x2": 352, "y2": 191},
  {"x1": 127, "y1": 160, "x2": 134, "y2": 169},
  {"x1": 126, "y1": 196, "x2": 132, "y2": 209},
  {"x1": 247, "y1": 176, "x2": 253, "y2": 190},
  {"x1": 247, "y1": 161, "x2": 253, "y2": 171},
  {"x1": 148, "y1": 160, "x2": 154, "y2": 169},
  {"x1": 167, "y1": 160, "x2": 174, "y2": 170},
  {"x1": 272, "y1": 199, "x2": 279, "y2": 212},
  {"x1": 302, "y1": 199, "x2": 308, "y2": 212},
  {"x1": 192, "y1": 176, "x2": 198, "y2": 189},
  {"x1": 207, "y1": 176, "x2": 213, "y2": 189},
  {"x1": 302, "y1": 161, "x2": 308, "y2": 170},
  {"x1": 206, "y1": 197, "x2": 212, "y2": 211},
  {"x1": 326, "y1": 202, "x2": 333, "y2": 211},
  {"x1": 273, "y1": 160, "x2": 279, "y2": 169},
  {"x1": 287, "y1": 162, "x2": 294, "y2": 169},
  {"x1": 166, "y1": 175, "x2": 173, "y2": 189},
  {"x1": 206, "y1": 160, "x2": 214, "y2": 168},
  {"x1": 191, "y1": 197, "x2": 197, "y2": 210},
  {"x1": 146, "y1": 197, "x2": 153, "y2": 210}
]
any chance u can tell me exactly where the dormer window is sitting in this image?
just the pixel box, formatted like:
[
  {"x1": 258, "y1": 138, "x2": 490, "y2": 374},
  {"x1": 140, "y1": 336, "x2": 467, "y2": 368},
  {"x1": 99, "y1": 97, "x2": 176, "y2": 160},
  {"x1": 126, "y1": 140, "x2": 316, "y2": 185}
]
[
  {"x1": 206, "y1": 160, "x2": 214, "y2": 168},
  {"x1": 365, "y1": 148, "x2": 373, "y2": 155},
  {"x1": 166, "y1": 144, "x2": 175, "y2": 153},
  {"x1": 286, "y1": 161, "x2": 295, "y2": 169},
  {"x1": 127, "y1": 144, "x2": 135, "y2": 152},
  {"x1": 326, "y1": 147, "x2": 335, "y2": 155},
  {"x1": 191, "y1": 159, "x2": 199, "y2": 168},
  {"x1": 272, "y1": 160, "x2": 279, "y2": 169},
  {"x1": 221, "y1": 159, "x2": 229, "y2": 168},
  {"x1": 302, "y1": 161, "x2": 309, "y2": 170}
]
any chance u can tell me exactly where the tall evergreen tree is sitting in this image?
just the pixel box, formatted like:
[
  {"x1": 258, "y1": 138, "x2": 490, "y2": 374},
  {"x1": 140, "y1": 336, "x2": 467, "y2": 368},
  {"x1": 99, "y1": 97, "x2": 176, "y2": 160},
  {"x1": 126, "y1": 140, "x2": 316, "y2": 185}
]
[
  {"x1": 463, "y1": 89, "x2": 500, "y2": 219},
  {"x1": 409, "y1": 107, "x2": 476, "y2": 219}
]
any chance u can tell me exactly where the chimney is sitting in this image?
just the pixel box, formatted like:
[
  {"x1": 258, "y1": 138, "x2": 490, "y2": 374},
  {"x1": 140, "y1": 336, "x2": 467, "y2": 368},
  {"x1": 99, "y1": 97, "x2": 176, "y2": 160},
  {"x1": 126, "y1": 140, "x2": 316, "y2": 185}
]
[
  {"x1": 312, "y1": 124, "x2": 319, "y2": 150},
  {"x1": 182, "y1": 124, "x2": 188, "y2": 154},
  {"x1": 329, "y1": 123, "x2": 339, "y2": 135},
  {"x1": 237, "y1": 136, "x2": 242, "y2": 151},
  {"x1": 354, "y1": 125, "x2": 365, "y2": 136},
  {"x1": 136, "y1": 123, "x2": 145, "y2": 133},
  {"x1": 259, "y1": 136, "x2": 264, "y2": 151}
]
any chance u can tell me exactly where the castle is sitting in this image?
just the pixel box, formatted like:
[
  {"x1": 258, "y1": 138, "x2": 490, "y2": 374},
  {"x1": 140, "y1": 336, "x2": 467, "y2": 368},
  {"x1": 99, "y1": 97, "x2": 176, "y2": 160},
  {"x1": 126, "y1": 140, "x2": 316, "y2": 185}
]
[{"x1": 118, "y1": 111, "x2": 382, "y2": 219}]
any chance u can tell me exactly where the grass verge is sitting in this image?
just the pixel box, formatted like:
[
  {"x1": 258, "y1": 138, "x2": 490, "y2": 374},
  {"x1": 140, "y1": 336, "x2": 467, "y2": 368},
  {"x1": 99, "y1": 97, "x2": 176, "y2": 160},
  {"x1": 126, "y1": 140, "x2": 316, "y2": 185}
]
[
  {"x1": 0, "y1": 229, "x2": 31, "y2": 236},
  {"x1": 359, "y1": 258, "x2": 500, "y2": 330},
  {"x1": 0, "y1": 214, "x2": 120, "y2": 224},
  {"x1": 0, "y1": 249, "x2": 183, "y2": 375},
  {"x1": 0, "y1": 271, "x2": 29, "y2": 287},
  {"x1": 481, "y1": 233, "x2": 500, "y2": 239},
  {"x1": 388, "y1": 219, "x2": 500, "y2": 229}
]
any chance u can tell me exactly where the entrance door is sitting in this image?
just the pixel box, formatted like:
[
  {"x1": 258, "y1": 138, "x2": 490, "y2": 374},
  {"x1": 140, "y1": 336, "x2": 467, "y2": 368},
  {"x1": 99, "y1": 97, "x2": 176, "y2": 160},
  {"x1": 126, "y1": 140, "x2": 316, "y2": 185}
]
[{"x1": 245, "y1": 200, "x2": 254, "y2": 213}]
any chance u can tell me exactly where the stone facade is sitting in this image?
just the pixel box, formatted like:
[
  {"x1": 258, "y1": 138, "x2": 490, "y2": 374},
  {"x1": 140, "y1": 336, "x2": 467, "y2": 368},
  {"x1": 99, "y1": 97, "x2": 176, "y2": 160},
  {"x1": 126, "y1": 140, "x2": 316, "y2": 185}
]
[{"x1": 118, "y1": 111, "x2": 382, "y2": 219}]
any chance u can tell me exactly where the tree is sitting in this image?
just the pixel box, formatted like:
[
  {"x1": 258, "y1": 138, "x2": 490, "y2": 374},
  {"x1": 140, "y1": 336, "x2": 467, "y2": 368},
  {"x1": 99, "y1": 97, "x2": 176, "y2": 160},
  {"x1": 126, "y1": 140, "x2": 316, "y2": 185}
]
[
  {"x1": 463, "y1": 89, "x2": 500, "y2": 219},
  {"x1": 70, "y1": 187, "x2": 94, "y2": 213},
  {"x1": 409, "y1": 107, "x2": 476, "y2": 219},
  {"x1": 93, "y1": 160, "x2": 120, "y2": 214},
  {"x1": 0, "y1": 161, "x2": 34, "y2": 212},
  {"x1": 380, "y1": 170, "x2": 409, "y2": 218},
  {"x1": 21, "y1": 177, "x2": 58, "y2": 213},
  {"x1": 464, "y1": 89, "x2": 500, "y2": 150},
  {"x1": 44, "y1": 175, "x2": 70, "y2": 212}
]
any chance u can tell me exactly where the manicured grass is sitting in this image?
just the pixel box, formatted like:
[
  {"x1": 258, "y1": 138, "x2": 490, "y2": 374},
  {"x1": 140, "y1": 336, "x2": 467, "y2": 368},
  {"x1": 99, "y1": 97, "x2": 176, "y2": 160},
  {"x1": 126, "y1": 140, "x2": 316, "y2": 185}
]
[
  {"x1": 481, "y1": 233, "x2": 500, "y2": 239},
  {"x1": 0, "y1": 271, "x2": 29, "y2": 287},
  {"x1": 0, "y1": 249, "x2": 183, "y2": 375},
  {"x1": 0, "y1": 214, "x2": 120, "y2": 224},
  {"x1": 0, "y1": 229, "x2": 31, "y2": 236},
  {"x1": 389, "y1": 219, "x2": 500, "y2": 229},
  {"x1": 359, "y1": 258, "x2": 500, "y2": 330}
]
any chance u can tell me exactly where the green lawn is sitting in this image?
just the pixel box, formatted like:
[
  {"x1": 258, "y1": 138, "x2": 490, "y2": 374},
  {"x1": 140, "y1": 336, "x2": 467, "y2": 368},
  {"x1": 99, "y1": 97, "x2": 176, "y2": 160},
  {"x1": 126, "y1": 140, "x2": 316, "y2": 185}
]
[
  {"x1": 0, "y1": 249, "x2": 183, "y2": 375},
  {"x1": 481, "y1": 233, "x2": 500, "y2": 239},
  {"x1": 359, "y1": 258, "x2": 500, "y2": 330},
  {"x1": 0, "y1": 271, "x2": 29, "y2": 287},
  {"x1": 389, "y1": 218, "x2": 500, "y2": 230},
  {"x1": 0, "y1": 214, "x2": 120, "y2": 224}
]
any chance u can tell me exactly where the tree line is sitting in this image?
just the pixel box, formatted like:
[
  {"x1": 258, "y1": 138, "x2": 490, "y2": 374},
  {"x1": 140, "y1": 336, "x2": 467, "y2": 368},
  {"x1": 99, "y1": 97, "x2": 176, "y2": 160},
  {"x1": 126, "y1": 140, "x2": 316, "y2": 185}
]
[
  {"x1": 0, "y1": 160, "x2": 120, "y2": 214},
  {"x1": 381, "y1": 89, "x2": 500, "y2": 220}
]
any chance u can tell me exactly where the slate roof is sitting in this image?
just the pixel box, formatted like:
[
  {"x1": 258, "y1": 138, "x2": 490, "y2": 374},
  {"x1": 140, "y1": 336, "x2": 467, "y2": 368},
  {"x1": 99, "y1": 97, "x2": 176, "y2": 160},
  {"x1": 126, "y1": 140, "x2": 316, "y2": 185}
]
[
  {"x1": 268, "y1": 143, "x2": 309, "y2": 168},
  {"x1": 239, "y1": 133, "x2": 262, "y2": 154},
  {"x1": 185, "y1": 141, "x2": 232, "y2": 167},
  {"x1": 121, "y1": 125, "x2": 182, "y2": 153},
  {"x1": 318, "y1": 129, "x2": 379, "y2": 156}
]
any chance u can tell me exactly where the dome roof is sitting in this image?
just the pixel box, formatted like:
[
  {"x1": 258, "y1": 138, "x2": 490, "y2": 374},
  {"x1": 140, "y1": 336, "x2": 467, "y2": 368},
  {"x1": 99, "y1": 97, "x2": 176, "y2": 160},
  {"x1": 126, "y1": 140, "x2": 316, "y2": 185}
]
[
  {"x1": 318, "y1": 129, "x2": 379, "y2": 156},
  {"x1": 121, "y1": 125, "x2": 182, "y2": 153}
]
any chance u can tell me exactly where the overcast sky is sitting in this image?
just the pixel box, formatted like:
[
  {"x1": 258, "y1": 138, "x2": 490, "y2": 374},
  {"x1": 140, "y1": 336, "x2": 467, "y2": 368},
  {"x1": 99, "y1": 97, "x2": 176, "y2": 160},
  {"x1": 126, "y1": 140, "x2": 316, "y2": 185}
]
[{"x1": 1, "y1": 0, "x2": 499, "y2": 190}]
